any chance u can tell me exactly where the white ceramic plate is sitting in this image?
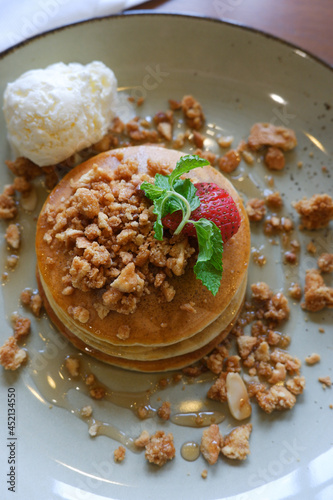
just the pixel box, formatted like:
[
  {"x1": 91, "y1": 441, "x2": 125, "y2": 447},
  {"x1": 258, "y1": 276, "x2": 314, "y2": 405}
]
[{"x1": 0, "y1": 13, "x2": 332, "y2": 500}]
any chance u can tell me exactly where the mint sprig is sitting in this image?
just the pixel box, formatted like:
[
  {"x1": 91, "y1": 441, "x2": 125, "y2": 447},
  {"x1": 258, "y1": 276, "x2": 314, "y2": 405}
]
[{"x1": 140, "y1": 155, "x2": 223, "y2": 295}]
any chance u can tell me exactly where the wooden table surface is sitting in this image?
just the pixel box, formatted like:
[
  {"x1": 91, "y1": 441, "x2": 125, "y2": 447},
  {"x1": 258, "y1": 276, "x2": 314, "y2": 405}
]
[{"x1": 127, "y1": 0, "x2": 333, "y2": 67}]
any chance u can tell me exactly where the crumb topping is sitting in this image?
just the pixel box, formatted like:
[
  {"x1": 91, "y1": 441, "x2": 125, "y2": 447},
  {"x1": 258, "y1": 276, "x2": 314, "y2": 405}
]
[
  {"x1": 134, "y1": 430, "x2": 150, "y2": 448},
  {"x1": 293, "y1": 194, "x2": 333, "y2": 230},
  {"x1": 317, "y1": 253, "x2": 333, "y2": 273},
  {"x1": 248, "y1": 123, "x2": 297, "y2": 151},
  {"x1": 200, "y1": 424, "x2": 223, "y2": 465},
  {"x1": 305, "y1": 353, "x2": 321, "y2": 365},
  {"x1": 181, "y1": 95, "x2": 205, "y2": 130},
  {"x1": 302, "y1": 269, "x2": 333, "y2": 312},
  {"x1": 264, "y1": 146, "x2": 286, "y2": 170},
  {"x1": 157, "y1": 401, "x2": 171, "y2": 421},
  {"x1": 13, "y1": 316, "x2": 31, "y2": 340},
  {"x1": 318, "y1": 376, "x2": 332, "y2": 387},
  {"x1": 65, "y1": 356, "x2": 80, "y2": 377},
  {"x1": 246, "y1": 198, "x2": 266, "y2": 222},
  {"x1": 221, "y1": 423, "x2": 252, "y2": 460},
  {"x1": 5, "y1": 223, "x2": 21, "y2": 249},
  {"x1": 0, "y1": 336, "x2": 27, "y2": 370},
  {"x1": 43, "y1": 162, "x2": 196, "y2": 317},
  {"x1": 114, "y1": 445, "x2": 126, "y2": 462},
  {"x1": 144, "y1": 431, "x2": 176, "y2": 466}
]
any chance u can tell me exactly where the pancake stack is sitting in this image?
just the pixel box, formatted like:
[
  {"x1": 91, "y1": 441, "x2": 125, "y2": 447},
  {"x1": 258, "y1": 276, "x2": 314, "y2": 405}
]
[{"x1": 36, "y1": 146, "x2": 250, "y2": 372}]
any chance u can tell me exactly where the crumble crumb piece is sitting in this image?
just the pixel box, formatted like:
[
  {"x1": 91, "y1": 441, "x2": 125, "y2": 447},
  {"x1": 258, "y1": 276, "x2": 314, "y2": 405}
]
[
  {"x1": 318, "y1": 376, "x2": 332, "y2": 387},
  {"x1": 194, "y1": 148, "x2": 217, "y2": 166},
  {"x1": 180, "y1": 301, "x2": 197, "y2": 313},
  {"x1": 0, "y1": 337, "x2": 27, "y2": 370},
  {"x1": 241, "y1": 149, "x2": 255, "y2": 165},
  {"x1": 318, "y1": 253, "x2": 333, "y2": 273},
  {"x1": 145, "y1": 431, "x2": 176, "y2": 466},
  {"x1": 270, "y1": 349, "x2": 301, "y2": 374},
  {"x1": 254, "y1": 341, "x2": 270, "y2": 363},
  {"x1": 221, "y1": 424, "x2": 252, "y2": 460},
  {"x1": 200, "y1": 424, "x2": 223, "y2": 465},
  {"x1": 292, "y1": 194, "x2": 333, "y2": 230},
  {"x1": 307, "y1": 241, "x2": 317, "y2": 255},
  {"x1": 80, "y1": 405, "x2": 93, "y2": 418},
  {"x1": 182, "y1": 362, "x2": 207, "y2": 378},
  {"x1": 205, "y1": 351, "x2": 225, "y2": 374},
  {"x1": 30, "y1": 293, "x2": 43, "y2": 316},
  {"x1": 265, "y1": 191, "x2": 283, "y2": 209},
  {"x1": 84, "y1": 374, "x2": 94, "y2": 387},
  {"x1": 168, "y1": 99, "x2": 181, "y2": 111},
  {"x1": 246, "y1": 198, "x2": 266, "y2": 222},
  {"x1": 114, "y1": 446, "x2": 126, "y2": 463},
  {"x1": 181, "y1": 95, "x2": 205, "y2": 130},
  {"x1": 7, "y1": 255, "x2": 19, "y2": 268},
  {"x1": 89, "y1": 387, "x2": 106, "y2": 400},
  {"x1": 237, "y1": 335, "x2": 258, "y2": 359},
  {"x1": 264, "y1": 293, "x2": 290, "y2": 323},
  {"x1": 264, "y1": 147, "x2": 285, "y2": 170},
  {"x1": 157, "y1": 401, "x2": 171, "y2": 421},
  {"x1": 286, "y1": 376, "x2": 306, "y2": 395},
  {"x1": 305, "y1": 353, "x2": 321, "y2": 365},
  {"x1": 288, "y1": 283, "x2": 302, "y2": 300},
  {"x1": 68, "y1": 305, "x2": 90, "y2": 324},
  {"x1": 251, "y1": 281, "x2": 273, "y2": 301},
  {"x1": 207, "y1": 372, "x2": 228, "y2": 403},
  {"x1": 225, "y1": 355, "x2": 241, "y2": 373},
  {"x1": 256, "y1": 385, "x2": 296, "y2": 413},
  {"x1": 218, "y1": 135, "x2": 233, "y2": 148},
  {"x1": 157, "y1": 122, "x2": 173, "y2": 141},
  {"x1": 20, "y1": 289, "x2": 43, "y2": 316},
  {"x1": 5, "y1": 224, "x2": 20, "y2": 249},
  {"x1": 284, "y1": 251, "x2": 298, "y2": 264},
  {"x1": 192, "y1": 130, "x2": 205, "y2": 148},
  {"x1": 302, "y1": 269, "x2": 333, "y2": 312},
  {"x1": 201, "y1": 469, "x2": 208, "y2": 479},
  {"x1": 13, "y1": 316, "x2": 31, "y2": 340},
  {"x1": 252, "y1": 248, "x2": 267, "y2": 266},
  {"x1": 88, "y1": 423, "x2": 100, "y2": 437},
  {"x1": 0, "y1": 185, "x2": 17, "y2": 219},
  {"x1": 218, "y1": 150, "x2": 241, "y2": 173},
  {"x1": 137, "y1": 406, "x2": 149, "y2": 419},
  {"x1": 135, "y1": 430, "x2": 150, "y2": 448},
  {"x1": 264, "y1": 215, "x2": 294, "y2": 234},
  {"x1": 248, "y1": 123, "x2": 297, "y2": 151},
  {"x1": 268, "y1": 362, "x2": 287, "y2": 384},
  {"x1": 116, "y1": 325, "x2": 131, "y2": 340},
  {"x1": 65, "y1": 357, "x2": 80, "y2": 377}
]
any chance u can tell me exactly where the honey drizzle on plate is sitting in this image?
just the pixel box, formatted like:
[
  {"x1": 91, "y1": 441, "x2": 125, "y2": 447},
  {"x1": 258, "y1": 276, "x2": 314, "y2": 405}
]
[{"x1": 28, "y1": 349, "x2": 224, "y2": 455}]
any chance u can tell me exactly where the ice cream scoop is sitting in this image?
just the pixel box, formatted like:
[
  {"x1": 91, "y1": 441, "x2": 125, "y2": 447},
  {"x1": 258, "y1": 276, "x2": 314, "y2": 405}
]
[{"x1": 3, "y1": 61, "x2": 118, "y2": 167}]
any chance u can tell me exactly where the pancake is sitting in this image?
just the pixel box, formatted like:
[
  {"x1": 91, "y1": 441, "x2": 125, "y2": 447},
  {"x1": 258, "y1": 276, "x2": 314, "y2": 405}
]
[{"x1": 36, "y1": 146, "x2": 250, "y2": 371}]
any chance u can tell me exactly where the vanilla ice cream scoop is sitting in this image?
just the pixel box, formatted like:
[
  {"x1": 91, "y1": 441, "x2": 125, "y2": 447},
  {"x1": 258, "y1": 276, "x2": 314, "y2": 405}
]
[{"x1": 3, "y1": 61, "x2": 118, "y2": 167}]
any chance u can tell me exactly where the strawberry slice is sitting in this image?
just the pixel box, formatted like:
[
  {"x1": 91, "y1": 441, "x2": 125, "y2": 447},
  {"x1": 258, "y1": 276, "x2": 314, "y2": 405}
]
[{"x1": 162, "y1": 182, "x2": 241, "y2": 243}]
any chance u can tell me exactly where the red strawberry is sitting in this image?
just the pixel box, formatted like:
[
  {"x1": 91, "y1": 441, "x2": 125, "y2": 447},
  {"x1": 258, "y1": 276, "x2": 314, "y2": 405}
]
[{"x1": 162, "y1": 182, "x2": 241, "y2": 243}]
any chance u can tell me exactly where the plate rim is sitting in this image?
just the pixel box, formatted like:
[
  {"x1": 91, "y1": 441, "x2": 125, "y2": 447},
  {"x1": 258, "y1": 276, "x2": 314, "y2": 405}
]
[{"x1": 1, "y1": 10, "x2": 332, "y2": 73}]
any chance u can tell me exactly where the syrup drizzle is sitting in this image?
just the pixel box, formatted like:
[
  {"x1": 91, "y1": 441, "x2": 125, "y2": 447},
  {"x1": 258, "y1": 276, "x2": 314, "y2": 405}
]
[{"x1": 28, "y1": 347, "x2": 225, "y2": 453}]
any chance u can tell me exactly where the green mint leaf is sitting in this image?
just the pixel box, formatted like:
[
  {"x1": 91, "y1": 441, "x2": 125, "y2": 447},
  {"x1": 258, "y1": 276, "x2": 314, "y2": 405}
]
[
  {"x1": 193, "y1": 219, "x2": 223, "y2": 295},
  {"x1": 193, "y1": 261, "x2": 222, "y2": 296},
  {"x1": 173, "y1": 179, "x2": 200, "y2": 212},
  {"x1": 168, "y1": 155, "x2": 209, "y2": 186},
  {"x1": 152, "y1": 196, "x2": 166, "y2": 241},
  {"x1": 154, "y1": 173, "x2": 170, "y2": 191},
  {"x1": 163, "y1": 196, "x2": 185, "y2": 215},
  {"x1": 140, "y1": 181, "x2": 166, "y2": 201}
]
